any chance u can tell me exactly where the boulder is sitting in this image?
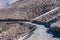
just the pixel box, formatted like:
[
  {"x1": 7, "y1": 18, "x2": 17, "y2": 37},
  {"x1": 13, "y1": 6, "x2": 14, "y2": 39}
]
[{"x1": 50, "y1": 21, "x2": 60, "y2": 34}]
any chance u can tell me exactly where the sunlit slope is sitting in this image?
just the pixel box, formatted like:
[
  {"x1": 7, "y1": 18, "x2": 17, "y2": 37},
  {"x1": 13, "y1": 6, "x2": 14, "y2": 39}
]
[
  {"x1": 32, "y1": 7, "x2": 60, "y2": 23},
  {"x1": 0, "y1": 0, "x2": 60, "y2": 21}
]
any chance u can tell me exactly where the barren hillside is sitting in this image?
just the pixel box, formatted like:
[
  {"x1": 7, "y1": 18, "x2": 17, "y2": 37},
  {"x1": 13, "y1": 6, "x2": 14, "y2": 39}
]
[
  {"x1": 0, "y1": 0, "x2": 60, "y2": 40},
  {"x1": 0, "y1": 0, "x2": 60, "y2": 21}
]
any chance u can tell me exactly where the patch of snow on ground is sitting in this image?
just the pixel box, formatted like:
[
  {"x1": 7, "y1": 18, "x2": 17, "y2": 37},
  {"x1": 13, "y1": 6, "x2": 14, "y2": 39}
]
[
  {"x1": 24, "y1": 22, "x2": 60, "y2": 40},
  {"x1": 0, "y1": 0, "x2": 18, "y2": 7}
]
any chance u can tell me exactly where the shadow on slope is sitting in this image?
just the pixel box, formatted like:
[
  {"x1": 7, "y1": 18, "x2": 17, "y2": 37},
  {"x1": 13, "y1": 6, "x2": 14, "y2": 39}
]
[
  {"x1": 20, "y1": 22, "x2": 37, "y2": 39},
  {"x1": 32, "y1": 17, "x2": 60, "y2": 38},
  {"x1": 47, "y1": 28, "x2": 60, "y2": 38},
  {"x1": 32, "y1": 18, "x2": 58, "y2": 28}
]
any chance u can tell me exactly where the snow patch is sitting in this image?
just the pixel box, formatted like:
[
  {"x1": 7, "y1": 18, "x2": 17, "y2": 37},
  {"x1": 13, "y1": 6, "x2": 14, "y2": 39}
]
[{"x1": 0, "y1": 0, "x2": 18, "y2": 7}]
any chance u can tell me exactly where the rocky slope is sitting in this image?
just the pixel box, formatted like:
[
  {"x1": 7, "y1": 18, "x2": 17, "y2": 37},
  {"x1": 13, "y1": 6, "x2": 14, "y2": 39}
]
[
  {"x1": 0, "y1": 0, "x2": 60, "y2": 21},
  {"x1": 0, "y1": 0, "x2": 60, "y2": 40},
  {"x1": 32, "y1": 7, "x2": 60, "y2": 23},
  {"x1": 0, "y1": 22, "x2": 29, "y2": 40}
]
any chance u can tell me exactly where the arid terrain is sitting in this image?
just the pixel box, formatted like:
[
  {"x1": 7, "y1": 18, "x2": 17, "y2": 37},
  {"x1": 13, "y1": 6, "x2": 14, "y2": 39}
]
[
  {"x1": 0, "y1": 0, "x2": 60, "y2": 40},
  {"x1": 0, "y1": 0, "x2": 60, "y2": 20}
]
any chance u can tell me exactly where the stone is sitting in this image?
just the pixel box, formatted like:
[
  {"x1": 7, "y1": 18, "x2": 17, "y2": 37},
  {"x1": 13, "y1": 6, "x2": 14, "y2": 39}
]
[{"x1": 50, "y1": 21, "x2": 60, "y2": 34}]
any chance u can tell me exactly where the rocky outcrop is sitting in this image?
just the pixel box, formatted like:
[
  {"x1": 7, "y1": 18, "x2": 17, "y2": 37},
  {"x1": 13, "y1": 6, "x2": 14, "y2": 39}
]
[{"x1": 50, "y1": 21, "x2": 60, "y2": 34}]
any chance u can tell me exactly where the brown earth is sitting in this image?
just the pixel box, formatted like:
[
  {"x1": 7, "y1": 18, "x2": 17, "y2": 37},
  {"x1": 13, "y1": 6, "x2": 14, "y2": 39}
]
[
  {"x1": 32, "y1": 7, "x2": 60, "y2": 23},
  {"x1": 0, "y1": 0, "x2": 60, "y2": 40},
  {"x1": 0, "y1": 0, "x2": 60, "y2": 21},
  {"x1": 0, "y1": 22, "x2": 29, "y2": 40}
]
